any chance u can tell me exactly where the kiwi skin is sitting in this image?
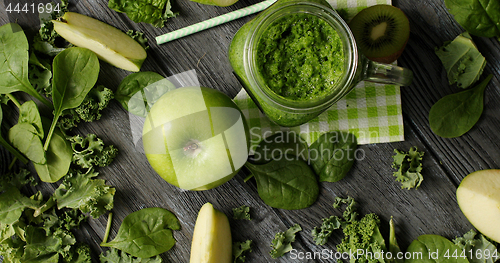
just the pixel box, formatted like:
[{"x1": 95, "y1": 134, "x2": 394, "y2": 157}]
[{"x1": 349, "y1": 5, "x2": 410, "y2": 64}]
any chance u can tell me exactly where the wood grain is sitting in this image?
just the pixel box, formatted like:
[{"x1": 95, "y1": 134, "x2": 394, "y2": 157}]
[{"x1": 0, "y1": 0, "x2": 499, "y2": 262}]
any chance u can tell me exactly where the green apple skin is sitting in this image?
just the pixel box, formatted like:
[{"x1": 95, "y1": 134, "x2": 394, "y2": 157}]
[
  {"x1": 457, "y1": 169, "x2": 500, "y2": 242},
  {"x1": 190, "y1": 203, "x2": 232, "y2": 263},
  {"x1": 142, "y1": 86, "x2": 249, "y2": 191},
  {"x1": 52, "y1": 12, "x2": 146, "y2": 72}
]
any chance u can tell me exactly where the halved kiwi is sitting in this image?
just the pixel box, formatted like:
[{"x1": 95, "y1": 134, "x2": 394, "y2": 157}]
[{"x1": 349, "y1": 5, "x2": 410, "y2": 63}]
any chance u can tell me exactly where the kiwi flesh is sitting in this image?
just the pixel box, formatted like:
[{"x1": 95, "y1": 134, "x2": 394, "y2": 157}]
[{"x1": 349, "y1": 5, "x2": 410, "y2": 63}]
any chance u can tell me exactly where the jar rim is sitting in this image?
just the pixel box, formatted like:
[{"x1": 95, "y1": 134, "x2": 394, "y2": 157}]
[{"x1": 243, "y1": 1, "x2": 358, "y2": 113}]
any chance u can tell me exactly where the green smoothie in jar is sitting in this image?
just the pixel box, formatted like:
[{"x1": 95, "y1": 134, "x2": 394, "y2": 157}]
[
  {"x1": 256, "y1": 13, "x2": 344, "y2": 101},
  {"x1": 229, "y1": 0, "x2": 351, "y2": 127}
]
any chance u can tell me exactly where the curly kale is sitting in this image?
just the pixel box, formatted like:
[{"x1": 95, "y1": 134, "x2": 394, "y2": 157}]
[
  {"x1": 233, "y1": 240, "x2": 253, "y2": 263},
  {"x1": 392, "y1": 146, "x2": 425, "y2": 190},
  {"x1": 64, "y1": 242, "x2": 92, "y2": 263},
  {"x1": 54, "y1": 169, "x2": 115, "y2": 218},
  {"x1": 108, "y1": 0, "x2": 177, "y2": 28},
  {"x1": 233, "y1": 205, "x2": 251, "y2": 220},
  {"x1": 127, "y1": 30, "x2": 150, "y2": 50},
  {"x1": 269, "y1": 224, "x2": 302, "y2": 259},
  {"x1": 100, "y1": 247, "x2": 163, "y2": 262},
  {"x1": 68, "y1": 133, "x2": 118, "y2": 170},
  {"x1": 34, "y1": 0, "x2": 70, "y2": 56},
  {"x1": 59, "y1": 85, "x2": 115, "y2": 130},
  {"x1": 0, "y1": 167, "x2": 36, "y2": 192},
  {"x1": 311, "y1": 215, "x2": 342, "y2": 245},
  {"x1": 453, "y1": 229, "x2": 499, "y2": 263}
]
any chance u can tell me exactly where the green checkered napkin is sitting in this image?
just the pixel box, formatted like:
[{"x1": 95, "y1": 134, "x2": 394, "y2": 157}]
[{"x1": 233, "y1": 0, "x2": 404, "y2": 148}]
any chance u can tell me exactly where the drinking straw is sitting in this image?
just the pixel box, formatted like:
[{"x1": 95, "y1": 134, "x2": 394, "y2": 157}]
[{"x1": 156, "y1": 0, "x2": 277, "y2": 44}]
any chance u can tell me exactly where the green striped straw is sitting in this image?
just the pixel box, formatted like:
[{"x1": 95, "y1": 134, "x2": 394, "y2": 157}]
[{"x1": 156, "y1": 0, "x2": 277, "y2": 44}]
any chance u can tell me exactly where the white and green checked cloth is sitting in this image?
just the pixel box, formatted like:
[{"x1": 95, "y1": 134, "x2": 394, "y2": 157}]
[{"x1": 233, "y1": 0, "x2": 404, "y2": 148}]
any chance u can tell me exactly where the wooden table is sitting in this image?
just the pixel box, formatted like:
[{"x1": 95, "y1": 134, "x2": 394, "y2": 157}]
[{"x1": 1, "y1": 0, "x2": 499, "y2": 262}]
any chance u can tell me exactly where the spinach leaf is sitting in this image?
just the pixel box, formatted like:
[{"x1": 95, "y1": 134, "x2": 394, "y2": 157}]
[
  {"x1": 44, "y1": 47, "x2": 99, "y2": 151},
  {"x1": 0, "y1": 187, "x2": 40, "y2": 225},
  {"x1": 245, "y1": 159, "x2": 319, "y2": 210},
  {"x1": 115, "y1": 72, "x2": 175, "y2": 117},
  {"x1": 309, "y1": 131, "x2": 357, "y2": 182},
  {"x1": 18, "y1": 101, "x2": 44, "y2": 138},
  {"x1": 34, "y1": 129, "x2": 72, "y2": 183},
  {"x1": 0, "y1": 104, "x2": 28, "y2": 164},
  {"x1": 0, "y1": 24, "x2": 52, "y2": 107},
  {"x1": 251, "y1": 132, "x2": 309, "y2": 164},
  {"x1": 435, "y1": 32, "x2": 486, "y2": 89},
  {"x1": 429, "y1": 74, "x2": 492, "y2": 138},
  {"x1": 9, "y1": 123, "x2": 46, "y2": 164},
  {"x1": 101, "y1": 207, "x2": 181, "y2": 258},
  {"x1": 444, "y1": 0, "x2": 500, "y2": 38},
  {"x1": 406, "y1": 234, "x2": 469, "y2": 263},
  {"x1": 108, "y1": 0, "x2": 177, "y2": 28}
]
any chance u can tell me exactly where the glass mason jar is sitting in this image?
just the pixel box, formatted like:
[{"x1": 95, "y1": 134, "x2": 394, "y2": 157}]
[{"x1": 228, "y1": 0, "x2": 413, "y2": 127}]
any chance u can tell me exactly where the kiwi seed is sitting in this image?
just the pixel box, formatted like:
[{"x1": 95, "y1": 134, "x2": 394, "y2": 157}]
[{"x1": 349, "y1": 4, "x2": 410, "y2": 63}]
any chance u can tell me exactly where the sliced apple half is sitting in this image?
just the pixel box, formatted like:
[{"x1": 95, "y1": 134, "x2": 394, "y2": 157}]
[
  {"x1": 53, "y1": 12, "x2": 147, "y2": 72},
  {"x1": 457, "y1": 169, "x2": 500, "y2": 242},
  {"x1": 190, "y1": 203, "x2": 232, "y2": 263}
]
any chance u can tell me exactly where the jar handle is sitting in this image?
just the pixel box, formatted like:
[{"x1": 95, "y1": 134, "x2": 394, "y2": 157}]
[{"x1": 362, "y1": 59, "x2": 413, "y2": 86}]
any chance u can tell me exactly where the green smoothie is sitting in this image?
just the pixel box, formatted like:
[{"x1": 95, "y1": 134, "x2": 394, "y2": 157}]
[{"x1": 256, "y1": 13, "x2": 344, "y2": 101}]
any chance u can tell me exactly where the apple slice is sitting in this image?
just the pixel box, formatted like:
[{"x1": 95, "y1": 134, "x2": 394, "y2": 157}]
[
  {"x1": 53, "y1": 12, "x2": 147, "y2": 72},
  {"x1": 457, "y1": 169, "x2": 500, "y2": 242},
  {"x1": 190, "y1": 203, "x2": 232, "y2": 263}
]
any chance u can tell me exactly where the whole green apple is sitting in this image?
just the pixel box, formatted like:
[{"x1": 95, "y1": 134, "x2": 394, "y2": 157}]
[{"x1": 142, "y1": 86, "x2": 249, "y2": 190}]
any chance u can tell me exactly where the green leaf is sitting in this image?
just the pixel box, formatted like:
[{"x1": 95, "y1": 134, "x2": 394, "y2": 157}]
[
  {"x1": 108, "y1": 0, "x2": 177, "y2": 28},
  {"x1": 45, "y1": 47, "x2": 99, "y2": 151},
  {"x1": 0, "y1": 104, "x2": 29, "y2": 164},
  {"x1": 34, "y1": 129, "x2": 72, "y2": 183},
  {"x1": 100, "y1": 207, "x2": 180, "y2": 258},
  {"x1": 391, "y1": 146, "x2": 425, "y2": 190},
  {"x1": 9, "y1": 123, "x2": 46, "y2": 164},
  {"x1": 0, "y1": 23, "x2": 51, "y2": 107},
  {"x1": 453, "y1": 229, "x2": 499, "y2": 263},
  {"x1": 54, "y1": 169, "x2": 115, "y2": 218},
  {"x1": 251, "y1": 132, "x2": 309, "y2": 164},
  {"x1": 100, "y1": 248, "x2": 163, "y2": 263},
  {"x1": 388, "y1": 217, "x2": 403, "y2": 263},
  {"x1": 0, "y1": 188, "x2": 40, "y2": 225},
  {"x1": 115, "y1": 72, "x2": 175, "y2": 117},
  {"x1": 429, "y1": 74, "x2": 492, "y2": 138},
  {"x1": 406, "y1": 235, "x2": 469, "y2": 263},
  {"x1": 435, "y1": 32, "x2": 486, "y2": 89},
  {"x1": 246, "y1": 159, "x2": 319, "y2": 210},
  {"x1": 270, "y1": 224, "x2": 302, "y2": 259},
  {"x1": 18, "y1": 101, "x2": 44, "y2": 138},
  {"x1": 444, "y1": 0, "x2": 500, "y2": 38},
  {"x1": 311, "y1": 215, "x2": 342, "y2": 245},
  {"x1": 21, "y1": 226, "x2": 76, "y2": 263},
  {"x1": 28, "y1": 52, "x2": 52, "y2": 97},
  {"x1": 232, "y1": 205, "x2": 251, "y2": 220},
  {"x1": 233, "y1": 240, "x2": 253, "y2": 263},
  {"x1": 309, "y1": 131, "x2": 357, "y2": 182},
  {"x1": 68, "y1": 134, "x2": 118, "y2": 170}
]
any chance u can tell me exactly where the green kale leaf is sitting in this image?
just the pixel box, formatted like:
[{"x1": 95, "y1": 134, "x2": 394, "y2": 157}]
[
  {"x1": 127, "y1": 30, "x2": 150, "y2": 50},
  {"x1": 311, "y1": 215, "x2": 342, "y2": 245},
  {"x1": 21, "y1": 225, "x2": 76, "y2": 262},
  {"x1": 59, "y1": 85, "x2": 114, "y2": 130},
  {"x1": 68, "y1": 134, "x2": 119, "y2": 170},
  {"x1": 269, "y1": 224, "x2": 302, "y2": 259},
  {"x1": 453, "y1": 229, "x2": 499, "y2": 263},
  {"x1": 435, "y1": 32, "x2": 486, "y2": 89},
  {"x1": 100, "y1": 248, "x2": 163, "y2": 263},
  {"x1": 233, "y1": 240, "x2": 253, "y2": 263},
  {"x1": 233, "y1": 205, "x2": 251, "y2": 220},
  {"x1": 0, "y1": 167, "x2": 35, "y2": 192},
  {"x1": 28, "y1": 52, "x2": 53, "y2": 97},
  {"x1": 108, "y1": 0, "x2": 177, "y2": 28},
  {"x1": 392, "y1": 146, "x2": 424, "y2": 190},
  {"x1": 65, "y1": 242, "x2": 92, "y2": 263},
  {"x1": 54, "y1": 169, "x2": 115, "y2": 218},
  {"x1": 0, "y1": 187, "x2": 40, "y2": 225},
  {"x1": 444, "y1": 0, "x2": 500, "y2": 38}
]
